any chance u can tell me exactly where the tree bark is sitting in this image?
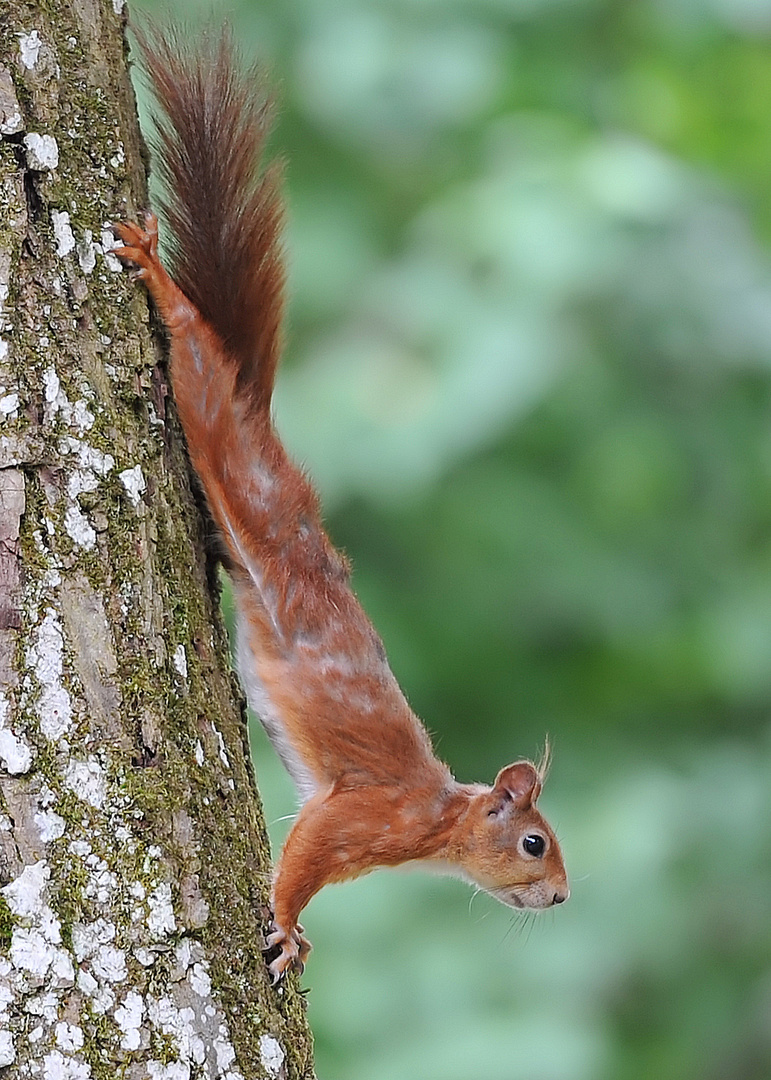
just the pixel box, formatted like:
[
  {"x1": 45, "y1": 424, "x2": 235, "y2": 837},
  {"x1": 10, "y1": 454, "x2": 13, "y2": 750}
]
[{"x1": 0, "y1": 2, "x2": 315, "y2": 1077}]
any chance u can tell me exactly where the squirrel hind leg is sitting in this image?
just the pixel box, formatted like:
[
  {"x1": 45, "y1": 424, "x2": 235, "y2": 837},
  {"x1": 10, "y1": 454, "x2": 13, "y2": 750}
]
[
  {"x1": 112, "y1": 212, "x2": 159, "y2": 273},
  {"x1": 113, "y1": 214, "x2": 195, "y2": 330}
]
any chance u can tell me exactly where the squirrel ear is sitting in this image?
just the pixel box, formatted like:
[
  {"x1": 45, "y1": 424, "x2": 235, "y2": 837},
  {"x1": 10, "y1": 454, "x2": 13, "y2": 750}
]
[{"x1": 493, "y1": 761, "x2": 541, "y2": 808}]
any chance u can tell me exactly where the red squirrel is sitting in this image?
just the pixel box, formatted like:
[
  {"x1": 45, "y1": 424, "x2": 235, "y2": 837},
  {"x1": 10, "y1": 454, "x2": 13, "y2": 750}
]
[{"x1": 115, "y1": 28, "x2": 569, "y2": 982}]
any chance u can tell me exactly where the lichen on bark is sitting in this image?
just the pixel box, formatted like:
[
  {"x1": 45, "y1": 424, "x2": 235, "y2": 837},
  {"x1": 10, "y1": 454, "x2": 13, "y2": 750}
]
[{"x1": 0, "y1": 2, "x2": 315, "y2": 1076}]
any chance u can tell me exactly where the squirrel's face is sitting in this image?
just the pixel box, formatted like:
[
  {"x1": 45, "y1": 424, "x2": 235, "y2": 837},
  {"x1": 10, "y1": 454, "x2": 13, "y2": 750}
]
[{"x1": 461, "y1": 761, "x2": 569, "y2": 910}]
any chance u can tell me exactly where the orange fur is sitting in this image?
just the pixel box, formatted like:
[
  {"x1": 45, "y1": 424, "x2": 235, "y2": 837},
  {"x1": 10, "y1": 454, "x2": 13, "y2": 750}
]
[{"x1": 115, "y1": 29, "x2": 568, "y2": 982}]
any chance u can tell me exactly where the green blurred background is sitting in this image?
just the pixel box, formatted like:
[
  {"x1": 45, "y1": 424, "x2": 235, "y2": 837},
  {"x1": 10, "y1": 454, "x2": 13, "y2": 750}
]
[{"x1": 131, "y1": 1, "x2": 771, "y2": 1077}]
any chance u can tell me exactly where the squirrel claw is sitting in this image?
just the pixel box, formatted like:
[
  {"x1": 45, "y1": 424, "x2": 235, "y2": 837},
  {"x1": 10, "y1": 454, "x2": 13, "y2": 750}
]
[
  {"x1": 111, "y1": 213, "x2": 160, "y2": 272},
  {"x1": 264, "y1": 920, "x2": 312, "y2": 984}
]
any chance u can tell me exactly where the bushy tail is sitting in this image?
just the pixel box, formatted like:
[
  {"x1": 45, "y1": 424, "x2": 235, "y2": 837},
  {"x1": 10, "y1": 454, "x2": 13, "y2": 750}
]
[{"x1": 134, "y1": 23, "x2": 284, "y2": 412}]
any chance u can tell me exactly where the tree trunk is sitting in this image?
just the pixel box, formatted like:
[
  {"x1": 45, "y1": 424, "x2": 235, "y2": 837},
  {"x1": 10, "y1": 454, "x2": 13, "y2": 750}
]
[{"x1": 0, "y1": 2, "x2": 315, "y2": 1076}]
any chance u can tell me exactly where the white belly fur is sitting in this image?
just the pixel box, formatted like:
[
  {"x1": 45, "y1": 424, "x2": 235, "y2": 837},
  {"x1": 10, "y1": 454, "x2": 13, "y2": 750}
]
[{"x1": 235, "y1": 609, "x2": 319, "y2": 803}]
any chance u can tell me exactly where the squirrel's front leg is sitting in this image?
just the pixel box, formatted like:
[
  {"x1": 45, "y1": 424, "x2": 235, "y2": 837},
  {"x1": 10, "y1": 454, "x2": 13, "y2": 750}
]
[
  {"x1": 264, "y1": 795, "x2": 322, "y2": 983},
  {"x1": 266, "y1": 786, "x2": 401, "y2": 982}
]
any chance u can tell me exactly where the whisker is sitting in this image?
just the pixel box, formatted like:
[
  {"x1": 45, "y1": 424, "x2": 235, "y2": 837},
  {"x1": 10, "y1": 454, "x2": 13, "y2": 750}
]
[
  {"x1": 524, "y1": 911, "x2": 539, "y2": 946},
  {"x1": 246, "y1": 868, "x2": 273, "y2": 883},
  {"x1": 501, "y1": 909, "x2": 529, "y2": 945},
  {"x1": 501, "y1": 917, "x2": 518, "y2": 945},
  {"x1": 466, "y1": 889, "x2": 490, "y2": 924}
]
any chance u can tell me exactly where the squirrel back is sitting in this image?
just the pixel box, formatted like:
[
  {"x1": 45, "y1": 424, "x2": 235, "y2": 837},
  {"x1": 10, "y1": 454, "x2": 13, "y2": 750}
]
[{"x1": 130, "y1": 25, "x2": 442, "y2": 799}]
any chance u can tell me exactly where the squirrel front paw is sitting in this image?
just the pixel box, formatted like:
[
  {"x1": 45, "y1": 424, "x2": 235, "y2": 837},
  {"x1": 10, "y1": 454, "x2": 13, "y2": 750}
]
[{"x1": 264, "y1": 920, "x2": 312, "y2": 984}]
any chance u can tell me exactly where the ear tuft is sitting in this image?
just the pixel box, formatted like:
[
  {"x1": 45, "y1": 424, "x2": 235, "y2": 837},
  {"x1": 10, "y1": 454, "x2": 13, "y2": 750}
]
[
  {"x1": 493, "y1": 761, "x2": 541, "y2": 808},
  {"x1": 537, "y1": 737, "x2": 552, "y2": 784}
]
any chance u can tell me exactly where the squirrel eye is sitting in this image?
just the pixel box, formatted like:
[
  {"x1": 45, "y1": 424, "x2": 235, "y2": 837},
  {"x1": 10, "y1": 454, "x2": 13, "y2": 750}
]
[{"x1": 522, "y1": 834, "x2": 546, "y2": 857}]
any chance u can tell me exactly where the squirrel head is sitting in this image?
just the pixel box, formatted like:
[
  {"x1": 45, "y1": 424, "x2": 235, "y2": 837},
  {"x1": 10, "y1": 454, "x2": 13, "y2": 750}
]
[{"x1": 456, "y1": 759, "x2": 569, "y2": 910}]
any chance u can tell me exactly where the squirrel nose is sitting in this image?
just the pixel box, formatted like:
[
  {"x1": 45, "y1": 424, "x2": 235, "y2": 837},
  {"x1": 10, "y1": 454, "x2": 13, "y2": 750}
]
[{"x1": 552, "y1": 890, "x2": 568, "y2": 905}]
